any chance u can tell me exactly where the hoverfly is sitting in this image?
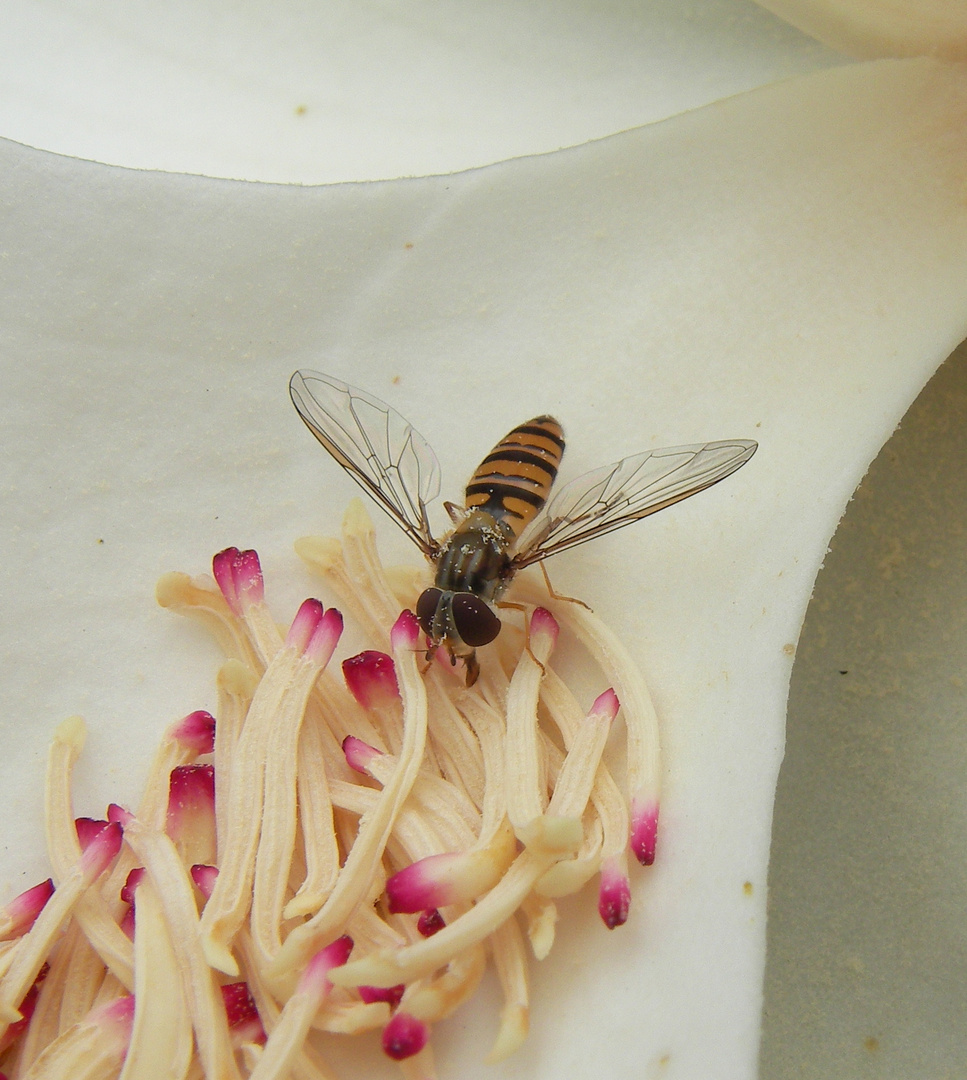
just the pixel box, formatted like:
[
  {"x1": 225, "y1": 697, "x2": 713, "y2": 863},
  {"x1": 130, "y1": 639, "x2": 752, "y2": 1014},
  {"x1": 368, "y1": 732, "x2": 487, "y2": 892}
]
[{"x1": 290, "y1": 370, "x2": 757, "y2": 685}]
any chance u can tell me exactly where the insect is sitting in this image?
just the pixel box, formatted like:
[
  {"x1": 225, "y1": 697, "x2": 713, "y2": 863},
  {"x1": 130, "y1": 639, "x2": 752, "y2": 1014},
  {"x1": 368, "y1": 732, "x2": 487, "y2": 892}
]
[{"x1": 290, "y1": 370, "x2": 757, "y2": 685}]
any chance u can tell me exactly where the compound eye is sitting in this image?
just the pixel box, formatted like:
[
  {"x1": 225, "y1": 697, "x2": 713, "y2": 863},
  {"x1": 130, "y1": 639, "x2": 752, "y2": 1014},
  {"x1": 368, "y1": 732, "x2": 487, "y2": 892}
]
[
  {"x1": 451, "y1": 593, "x2": 501, "y2": 648},
  {"x1": 416, "y1": 588, "x2": 443, "y2": 639}
]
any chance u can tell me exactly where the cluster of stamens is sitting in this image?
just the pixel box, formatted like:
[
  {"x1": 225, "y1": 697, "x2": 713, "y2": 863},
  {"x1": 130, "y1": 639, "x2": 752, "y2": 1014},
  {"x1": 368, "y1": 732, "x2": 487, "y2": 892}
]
[{"x1": 0, "y1": 498, "x2": 660, "y2": 1079}]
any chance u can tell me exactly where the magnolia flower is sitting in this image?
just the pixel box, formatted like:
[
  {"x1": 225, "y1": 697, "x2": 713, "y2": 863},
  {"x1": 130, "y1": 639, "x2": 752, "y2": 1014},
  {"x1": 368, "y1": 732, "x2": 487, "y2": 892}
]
[{"x1": 2, "y1": 7, "x2": 967, "y2": 1080}]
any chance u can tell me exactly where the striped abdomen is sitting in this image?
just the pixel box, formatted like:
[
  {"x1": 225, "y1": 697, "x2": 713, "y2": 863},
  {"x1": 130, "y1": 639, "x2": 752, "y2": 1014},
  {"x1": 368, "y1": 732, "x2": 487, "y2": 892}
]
[{"x1": 464, "y1": 415, "x2": 565, "y2": 539}]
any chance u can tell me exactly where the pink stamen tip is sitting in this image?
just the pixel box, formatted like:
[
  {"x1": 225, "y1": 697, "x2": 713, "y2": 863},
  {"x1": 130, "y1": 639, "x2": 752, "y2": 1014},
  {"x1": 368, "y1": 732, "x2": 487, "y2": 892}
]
[
  {"x1": 390, "y1": 609, "x2": 421, "y2": 651},
  {"x1": 168, "y1": 768, "x2": 216, "y2": 890},
  {"x1": 598, "y1": 858, "x2": 631, "y2": 929},
  {"x1": 591, "y1": 687, "x2": 620, "y2": 722},
  {"x1": 0, "y1": 965, "x2": 47, "y2": 1054},
  {"x1": 107, "y1": 803, "x2": 132, "y2": 827},
  {"x1": 100, "y1": 993, "x2": 136, "y2": 1026},
  {"x1": 120, "y1": 867, "x2": 146, "y2": 906},
  {"x1": 530, "y1": 606, "x2": 560, "y2": 645},
  {"x1": 629, "y1": 797, "x2": 660, "y2": 866},
  {"x1": 386, "y1": 859, "x2": 449, "y2": 915},
  {"x1": 221, "y1": 982, "x2": 267, "y2": 1046},
  {"x1": 342, "y1": 651, "x2": 400, "y2": 709},
  {"x1": 286, "y1": 598, "x2": 325, "y2": 653},
  {"x1": 212, "y1": 548, "x2": 242, "y2": 614},
  {"x1": 79, "y1": 821, "x2": 123, "y2": 878},
  {"x1": 306, "y1": 607, "x2": 343, "y2": 666},
  {"x1": 300, "y1": 934, "x2": 354, "y2": 994},
  {"x1": 191, "y1": 864, "x2": 219, "y2": 900},
  {"x1": 167, "y1": 764, "x2": 216, "y2": 824},
  {"x1": 168, "y1": 710, "x2": 216, "y2": 754},
  {"x1": 212, "y1": 547, "x2": 264, "y2": 616},
  {"x1": 119, "y1": 906, "x2": 136, "y2": 940},
  {"x1": 234, "y1": 548, "x2": 264, "y2": 610},
  {"x1": 1, "y1": 879, "x2": 54, "y2": 938},
  {"x1": 75, "y1": 817, "x2": 110, "y2": 850},
  {"x1": 359, "y1": 984, "x2": 406, "y2": 1008},
  {"x1": 342, "y1": 735, "x2": 383, "y2": 774},
  {"x1": 417, "y1": 908, "x2": 446, "y2": 937},
  {"x1": 382, "y1": 1011, "x2": 429, "y2": 1060}
]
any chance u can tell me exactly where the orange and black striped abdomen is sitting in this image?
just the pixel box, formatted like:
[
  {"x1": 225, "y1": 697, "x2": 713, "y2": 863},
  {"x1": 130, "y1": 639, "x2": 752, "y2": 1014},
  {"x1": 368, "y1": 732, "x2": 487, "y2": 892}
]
[{"x1": 464, "y1": 416, "x2": 565, "y2": 538}]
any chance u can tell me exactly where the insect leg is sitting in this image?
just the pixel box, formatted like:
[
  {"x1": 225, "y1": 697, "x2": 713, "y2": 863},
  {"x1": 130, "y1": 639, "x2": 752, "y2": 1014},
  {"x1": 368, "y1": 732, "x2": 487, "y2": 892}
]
[{"x1": 537, "y1": 561, "x2": 593, "y2": 612}]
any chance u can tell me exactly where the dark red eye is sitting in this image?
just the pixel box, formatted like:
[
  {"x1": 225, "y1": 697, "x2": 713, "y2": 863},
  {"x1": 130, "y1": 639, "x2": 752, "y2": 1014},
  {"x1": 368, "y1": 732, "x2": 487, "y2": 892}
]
[
  {"x1": 416, "y1": 588, "x2": 443, "y2": 638},
  {"x1": 451, "y1": 594, "x2": 501, "y2": 648}
]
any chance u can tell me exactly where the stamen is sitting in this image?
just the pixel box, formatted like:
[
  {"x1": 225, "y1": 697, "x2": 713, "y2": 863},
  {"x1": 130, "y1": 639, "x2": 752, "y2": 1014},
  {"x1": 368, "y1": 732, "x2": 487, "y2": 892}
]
[
  {"x1": 416, "y1": 909, "x2": 446, "y2": 937},
  {"x1": 598, "y1": 853, "x2": 632, "y2": 929},
  {"x1": 381, "y1": 1010, "x2": 428, "y2": 1061},
  {"x1": 0, "y1": 819, "x2": 121, "y2": 1028},
  {"x1": 166, "y1": 764, "x2": 217, "y2": 869},
  {"x1": 212, "y1": 547, "x2": 264, "y2": 617},
  {"x1": 167, "y1": 709, "x2": 217, "y2": 755},
  {"x1": 504, "y1": 608, "x2": 559, "y2": 848},
  {"x1": 0, "y1": 880, "x2": 54, "y2": 941},
  {"x1": 246, "y1": 937, "x2": 352, "y2": 1080},
  {"x1": 359, "y1": 983, "x2": 406, "y2": 1008},
  {"x1": 220, "y1": 982, "x2": 266, "y2": 1048},
  {"x1": 342, "y1": 651, "x2": 400, "y2": 710},
  {"x1": 124, "y1": 876, "x2": 193, "y2": 1079},
  {"x1": 10, "y1": 497, "x2": 663, "y2": 1074},
  {"x1": 266, "y1": 610, "x2": 428, "y2": 993}
]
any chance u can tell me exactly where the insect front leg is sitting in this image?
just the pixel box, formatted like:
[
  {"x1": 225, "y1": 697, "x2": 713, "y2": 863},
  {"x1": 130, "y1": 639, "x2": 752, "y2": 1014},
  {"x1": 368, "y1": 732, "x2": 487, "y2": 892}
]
[{"x1": 496, "y1": 599, "x2": 549, "y2": 676}]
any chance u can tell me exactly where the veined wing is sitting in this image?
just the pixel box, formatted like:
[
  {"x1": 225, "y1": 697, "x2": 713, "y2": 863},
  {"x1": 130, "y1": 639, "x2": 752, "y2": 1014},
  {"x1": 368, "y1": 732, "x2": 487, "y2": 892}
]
[
  {"x1": 290, "y1": 370, "x2": 442, "y2": 557},
  {"x1": 513, "y1": 438, "x2": 757, "y2": 568}
]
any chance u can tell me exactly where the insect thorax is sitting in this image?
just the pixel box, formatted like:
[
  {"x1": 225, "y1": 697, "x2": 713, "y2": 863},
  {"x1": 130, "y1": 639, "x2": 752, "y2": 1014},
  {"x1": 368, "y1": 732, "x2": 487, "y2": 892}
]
[{"x1": 433, "y1": 510, "x2": 514, "y2": 601}]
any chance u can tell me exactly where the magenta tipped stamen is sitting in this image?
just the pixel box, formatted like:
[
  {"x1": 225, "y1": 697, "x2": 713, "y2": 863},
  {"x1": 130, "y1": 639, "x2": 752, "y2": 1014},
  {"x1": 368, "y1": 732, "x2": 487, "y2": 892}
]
[
  {"x1": 286, "y1": 598, "x2": 325, "y2": 654},
  {"x1": 591, "y1": 687, "x2": 620, "y2": 722},
  {"x1": 299, "y1": 934, "x2": 354, "y2": 994},
  {"x1": 74, "y1": 817, "x2": 110, "y2": 850},
  {"x1": 306, "y1": 607, "x2": 343, "y2": 665},
  {"x1": 220, "y1": 982, "x2": 266, "y2": 1047},
  {"x1": 166, "y1": 764, "x2": 218, "y2": 868},
  {"x1": 342, "y1": 735, "x2": 383, "y2": 774},
  {"x1": 529, "y1": 606, "x2": 560, "y2": 647},
  {"x1": 119, "y1": 867, "x2": 146, "y2": 906},
  {"x1": 167, "y1": 764, "x2": 216, "y2": 818},
  {"x1": 390, "y1": 609, "x2": 421, "y2": 651},
  {"x1": 382, "y1": 1011, "x2": 428, "y2": 1060},
  {"x1": 107, "y1": 803, "x2": 132, "y2": 827},
  {"x1": 0, "y1": 965, "x2": 47, "y2": 1054},
  {"x1": 234, "y1": 548, "x2": 264, "y2": 610},
  {"x1": 212, "y1": 548, "x2": 242, "y2": 614},
  {"x1": 167, "y1": 765, "x2": 216, "y2": 825},
  {"x1": 168, "y1": 710, "x2": 216, "y2": 754},
  {"x1": 598, "y1": 855, "x2": 631, "y2": 929},
  {"x1": 212, "y1": 547, "x2": 264, "y2": 616},
  {"x1": 78, "y1": 821, "x2": 123, "y2": 879},
  {"x1": 191, "y1": 863, "x2": 219, "y2": 900},
  {"x1": 119, "y1": 906, "x2": 136, "y2": 940},
  {"x1": 0, "y1": 879, "x2": 54, "y2": 940},
  {"x1": 386, "y1": 858, "x2": 452, "y2": 914},
  {"x1": 416, "y1": 909, "x2": 446, "y2": 938},
  {"x1": 359, "y1": 984, "x2": 406, "y2": 1008},
  {"x1": 629, "y1": 796, "x2": 660, "y2": 866},
  {"x1": 342, "y1": 651, "x2": 400, "y2": 709}
]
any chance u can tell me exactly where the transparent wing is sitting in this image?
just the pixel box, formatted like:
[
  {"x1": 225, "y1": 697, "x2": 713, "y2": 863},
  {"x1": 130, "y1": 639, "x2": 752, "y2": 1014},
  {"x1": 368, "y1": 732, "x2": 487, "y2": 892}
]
[
  {"x1": 513, "y1": 438, "x2": 757, "y2": 568},
  {"x1": 289, "y1": 370, "x2": 442, "y2": 556}
]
